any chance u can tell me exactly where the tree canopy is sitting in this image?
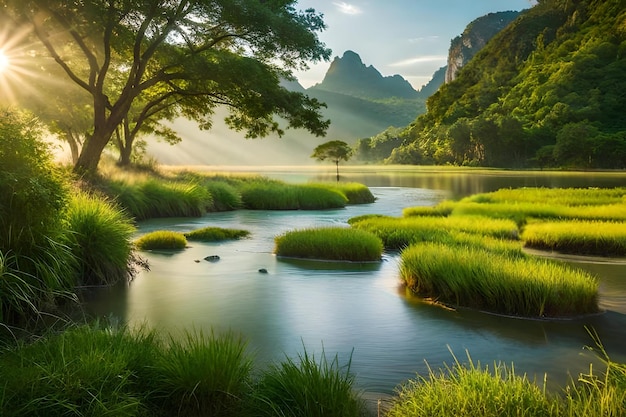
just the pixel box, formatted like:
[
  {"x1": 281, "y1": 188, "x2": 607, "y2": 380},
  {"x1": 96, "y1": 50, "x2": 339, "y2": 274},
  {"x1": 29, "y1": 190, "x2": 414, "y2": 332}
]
[
  {"x1": 311, "y1": 140, "x2": 352, "y2": 180},
  {"x1": 2, "y1": 0, "x2": 332, "y2": 174}
]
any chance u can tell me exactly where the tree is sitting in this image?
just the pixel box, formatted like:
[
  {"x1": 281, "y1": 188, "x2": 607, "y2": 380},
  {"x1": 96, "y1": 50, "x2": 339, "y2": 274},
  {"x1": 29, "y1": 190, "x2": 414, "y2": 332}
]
[
  {"x1": 4, "y1": 0, "x2": 331, "y2": 175},
  {"x1": 311, "y1": 140, "x2": 352, "y2": 181}
]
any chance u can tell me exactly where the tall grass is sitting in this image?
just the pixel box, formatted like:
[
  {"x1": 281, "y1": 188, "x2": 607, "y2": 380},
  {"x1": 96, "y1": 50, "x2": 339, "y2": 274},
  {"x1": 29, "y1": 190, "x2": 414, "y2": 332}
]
[
  {"x1": 465, "y1": 187, "x2": 626, "y2": 206},
  {"x1": 400, "y1": 242, "x2": 599, "y2": 317},
  {"x1": 350, "y1": 215, "x2": 518, "y2": 250},
  {"x1": 387, "y1": 350, "x2": 555, "y2": 417},
  {"x1": 522, "y1": 220, "x2": 626, "y2": 256},
  {"x1": 311, "y1": 182, "x2": 376, "y2": 204},
  {"x1": 65, "y1": 191, "x2": 137, "y2": 286},
  {"x1": 203, "y1": 181, "x2": 243, "y2": 211},
  {"x1": 135, "y1": 231, "x2": 188, "y2": 251},
  {"x1": 184, "y1": 227, "x2": 250, "y2": 242},
  {"x1": 275, "y1": 227, "x2": 383, "y2": 262},
  {"x1": 249, "y1": 348, "x2": 364, "y2": 417},
  {"x1": 148, "y1": 329, "x2": 252, "y2": 417},
  {"x1": 105, "y1": 179, "x2": 212, "y2": 220},
  {"x1": 239, "y1": 181, "x2": 348, "y2": 210}
]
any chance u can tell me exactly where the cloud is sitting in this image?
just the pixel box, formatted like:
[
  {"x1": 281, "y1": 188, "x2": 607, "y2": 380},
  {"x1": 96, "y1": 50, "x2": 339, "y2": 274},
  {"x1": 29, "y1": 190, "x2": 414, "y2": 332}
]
[
  {"x1": 388, "y1": 55, "x2": 447, "y2": 67},
  {"x1": 408, "y1": 36, "x2": 440, "y2": 44},
  {"x1": 333, "y1": 2, "x2": 363, "y2": 15}
]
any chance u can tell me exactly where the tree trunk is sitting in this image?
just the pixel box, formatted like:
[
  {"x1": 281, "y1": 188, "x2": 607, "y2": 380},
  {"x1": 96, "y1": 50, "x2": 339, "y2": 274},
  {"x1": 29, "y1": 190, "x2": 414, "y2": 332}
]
[
  {"x1": 335, "y1": 160, "x2": 339, "y2": 182},
  {"x1": 65, "y1": 131, "x2": 80, "y2": 164}
]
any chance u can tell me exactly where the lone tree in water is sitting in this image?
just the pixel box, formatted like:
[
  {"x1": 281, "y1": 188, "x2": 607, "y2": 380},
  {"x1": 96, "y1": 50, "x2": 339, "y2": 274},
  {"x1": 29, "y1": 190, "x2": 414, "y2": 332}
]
[
  {"x1": 4, "y1": 0, "x2": 331, "y2": 175},
  {"x1": 311, "y1": 140, "x2": 352, "y2": 181}
]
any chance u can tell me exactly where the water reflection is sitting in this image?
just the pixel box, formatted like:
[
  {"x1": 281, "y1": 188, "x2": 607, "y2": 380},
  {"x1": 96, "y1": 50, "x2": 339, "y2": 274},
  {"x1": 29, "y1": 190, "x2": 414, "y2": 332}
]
[{"x1": 85, "y1": 172, "x2": 626, "y2": 396}]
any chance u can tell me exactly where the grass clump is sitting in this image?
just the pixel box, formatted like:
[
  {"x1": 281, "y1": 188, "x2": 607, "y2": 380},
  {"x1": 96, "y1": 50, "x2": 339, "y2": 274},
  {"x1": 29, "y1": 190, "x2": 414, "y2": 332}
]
[
  {"x1": 135, "y1": 231, "x2": 187, "y2": 251},
  {"x1": 522, "y1": 220, "x2": 626, "y2": 256},
  {"x1": 249, "y1": 348, "x2": 364, "y2": 417},
  {"x1": 318, "y1": 182, "x2": 376, "y2": 204},
  {"x1": 275, "y1": 227, "x2": 383, "y2": 262},
  {"x1": 387, "y1": 351, "x2": 555, "y2": 417},
  {"x1": 351, "y1": 215, "x2": 518, "y2": 251},
  {"x1": 149, "y1": 330, "x2": 252, "y2": 417},
  {"x1": 184, "y1": 226, "x2": 250, "y2": 242},
  {"x1": 465, "y1": 187, "x2": 626, "y2": 206},
  {"x1": 65, "y1": 191, "x2": 137, "y2": 286},
  {"x1": 400, "y1": 242, "x2": 598, "y2": 317}
]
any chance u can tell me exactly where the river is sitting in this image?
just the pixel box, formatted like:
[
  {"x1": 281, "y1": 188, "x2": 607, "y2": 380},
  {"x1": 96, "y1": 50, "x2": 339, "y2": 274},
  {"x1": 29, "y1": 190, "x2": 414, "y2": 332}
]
[{"x1": 85, "y1": 167, "x2": 626, "y2": 398}]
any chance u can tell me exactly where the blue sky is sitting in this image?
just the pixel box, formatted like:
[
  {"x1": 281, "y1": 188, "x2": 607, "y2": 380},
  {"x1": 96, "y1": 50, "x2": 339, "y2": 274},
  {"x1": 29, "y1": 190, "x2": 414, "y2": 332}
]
[{"x1": 293, "y1": 0, "x2": 536, "y2": 89}]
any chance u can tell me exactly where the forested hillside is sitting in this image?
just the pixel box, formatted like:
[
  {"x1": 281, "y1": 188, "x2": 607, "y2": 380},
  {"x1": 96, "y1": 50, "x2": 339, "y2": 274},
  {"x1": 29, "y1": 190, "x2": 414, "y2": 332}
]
[{"x1": 386, "y1": 0, "x2": 626, "y2": 169}]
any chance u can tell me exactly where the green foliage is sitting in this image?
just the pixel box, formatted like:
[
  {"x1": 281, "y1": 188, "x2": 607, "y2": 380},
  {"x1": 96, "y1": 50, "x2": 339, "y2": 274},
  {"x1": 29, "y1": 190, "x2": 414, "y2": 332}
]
[
  {"x1": 6, "y1": 0, "x2": 332, "y2": 174},
  {"x1": 135, "y1": 231, "x2": 188, "y2": 251},
  {"x1": 400, "y1": 242, "x2": 599, "y2": 317},
  {"x1": 184, "y1": 226, "x2": 250, "y2": 242},
  {"x1": 389, "y1": 0, "x2": 626, "y2": 169},
  {"x1": 0, "y1": 110, "x2": 76, "y2": 324},
  {"x1": 249, "y1": 348, "x2": 364, "y2": 417},
  {"x1": 274, "y1": 227, "x2": 383, "y2": 262},
  {"x1": 64, "y1": 191, "x2": 136, "y2": 286}
]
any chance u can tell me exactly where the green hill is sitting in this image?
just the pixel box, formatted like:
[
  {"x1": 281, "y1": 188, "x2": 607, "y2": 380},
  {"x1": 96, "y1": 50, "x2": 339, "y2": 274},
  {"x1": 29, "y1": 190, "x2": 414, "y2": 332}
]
[{"x1": 387, "y1": 0, "x2": 626, "y2": 169}]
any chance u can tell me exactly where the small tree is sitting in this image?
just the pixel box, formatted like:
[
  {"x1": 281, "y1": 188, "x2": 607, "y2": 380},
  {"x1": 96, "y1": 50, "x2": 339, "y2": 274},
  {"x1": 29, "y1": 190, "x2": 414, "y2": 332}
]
[{"x1": 311, "y1": 140, "x2": 352, "y2": 181}]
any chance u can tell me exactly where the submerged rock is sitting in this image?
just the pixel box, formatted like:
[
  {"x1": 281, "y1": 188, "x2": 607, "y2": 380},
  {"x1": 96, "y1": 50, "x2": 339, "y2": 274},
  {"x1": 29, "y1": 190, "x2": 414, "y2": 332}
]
[
  {"x1": 258, "y1": 268, "x2": 268, "y2": 274},
  {"x1": 204, "y1": 255, "x2": 220, "y2": 262}
]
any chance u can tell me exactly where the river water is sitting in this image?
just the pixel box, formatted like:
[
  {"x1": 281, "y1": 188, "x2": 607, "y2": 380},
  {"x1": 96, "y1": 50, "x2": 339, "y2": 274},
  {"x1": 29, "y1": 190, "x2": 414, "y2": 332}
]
[{"x1": 86, "y1": 168, "x2": 626, "y2": 397}]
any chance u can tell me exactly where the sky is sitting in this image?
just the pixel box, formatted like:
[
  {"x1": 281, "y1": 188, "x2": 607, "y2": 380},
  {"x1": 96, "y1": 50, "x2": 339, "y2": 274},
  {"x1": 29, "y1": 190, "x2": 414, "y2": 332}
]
[{"x1": 293, "y1": 0, "x2": 536, "y2": 90}]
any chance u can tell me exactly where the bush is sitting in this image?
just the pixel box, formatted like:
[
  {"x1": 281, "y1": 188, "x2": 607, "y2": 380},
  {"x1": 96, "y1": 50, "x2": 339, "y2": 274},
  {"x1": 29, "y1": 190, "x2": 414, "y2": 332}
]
[
  {"x1": 0, "y1": 110, "x2": 76, "y2": 324},
  {"x1": 274, "y1": 227, "x2": 383, "y2": 262},
  {"x1": 65, "y1": 191, "x2": 137, "y2": 286},
  {"x1": 135, "y1": 231, "x2": 187, "y2": 250}
]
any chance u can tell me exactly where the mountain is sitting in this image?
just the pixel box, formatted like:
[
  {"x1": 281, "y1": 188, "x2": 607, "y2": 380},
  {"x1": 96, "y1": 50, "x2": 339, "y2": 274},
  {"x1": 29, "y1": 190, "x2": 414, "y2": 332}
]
[
  {"x1": 309, "y1": 50, "x2": 419, "y2": 100},
  {"x1": 445, "y1": 11, "x2": 520, "y2": 83},
  {"x1": 387, "y1": 0, "x2": 626, "y2": 169}
]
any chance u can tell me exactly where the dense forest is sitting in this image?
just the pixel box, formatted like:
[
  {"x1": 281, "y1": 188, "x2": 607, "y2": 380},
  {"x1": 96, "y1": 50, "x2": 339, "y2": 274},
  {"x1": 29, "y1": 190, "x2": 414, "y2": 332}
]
[{"x1": 366, "y1": 0, "x2": 626, "y2": 169}]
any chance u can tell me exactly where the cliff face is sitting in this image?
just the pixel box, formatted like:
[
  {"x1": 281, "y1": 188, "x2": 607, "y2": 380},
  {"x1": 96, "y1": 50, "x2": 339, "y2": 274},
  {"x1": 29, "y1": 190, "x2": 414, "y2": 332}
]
[
  {"x1": 310, "y1": 50, "x2": 419, "y2": 99},
  {"x1": 445, "y1": 11, "x2": 520, "y2": 83}
]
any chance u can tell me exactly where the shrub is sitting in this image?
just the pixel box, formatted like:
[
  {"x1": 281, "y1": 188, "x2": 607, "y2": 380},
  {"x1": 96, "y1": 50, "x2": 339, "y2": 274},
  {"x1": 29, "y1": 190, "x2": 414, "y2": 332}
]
[
  {"x1": 65, "y1": 191, "x2": 137, "y2": 286},
  {"x1": 0, "y1": 111, "x2": 76, "y2": 324},
  {"x1": 184, "y1": 226, "x2": 250, "y2": 242},
  {"x1": 275, "y1": 227, "x2": 383, "y2": 262},
  {"x1": 135, "y1": 231, "x2": 187, "y2": 250}
]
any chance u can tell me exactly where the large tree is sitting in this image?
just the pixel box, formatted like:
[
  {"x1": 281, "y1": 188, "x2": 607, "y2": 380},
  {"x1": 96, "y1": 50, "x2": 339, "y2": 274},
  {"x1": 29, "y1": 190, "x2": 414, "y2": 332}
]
[{"x1": 3, "y1": 0, "x2": 331, "y2": 174}]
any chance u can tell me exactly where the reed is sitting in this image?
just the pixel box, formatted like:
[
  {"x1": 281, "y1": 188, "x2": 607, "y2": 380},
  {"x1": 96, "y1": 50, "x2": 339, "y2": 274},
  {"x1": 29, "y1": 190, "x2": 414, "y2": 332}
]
[
  {"x1": 184, "y1": 226, "x2": 250, "y2": 242},
  {"x1": 65, "y1": 191, "x2": 136, "y2": 286},
  {"x1": 203, "y1": 180, "x2": 243, "y2": 211},
  {"x1": 135, "y1": 231, "x2": 188, "y2": 251},
  {"x1": 522, "y1": 220, "x2": 626, "y2": 256},
  {"x1": 274, "y1": 227, "x2": 383, "y2": 262},
  {"x1": 249, "y1": 348, "x2": 364, "y2": 417},
  {"x1": 400, "y1": 242, "x2": 598, "y2": 317},
  {"x1": 148, "y1": 329, "x2": 253, "y2": 417},
  {"x1": 386, "y1": 351, "x2": 555, "y2": 417}
]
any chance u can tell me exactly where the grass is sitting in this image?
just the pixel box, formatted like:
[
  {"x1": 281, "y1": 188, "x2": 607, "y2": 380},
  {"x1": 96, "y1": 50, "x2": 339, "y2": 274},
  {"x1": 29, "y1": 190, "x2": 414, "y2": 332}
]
[
  {"x1": 135, "y1": 231, "x2": 188, "y2": 251},
  {"x1": 64, "y1": 191, "x2": 137, "y2": 286},
  {"x1": 184, "y1": 226, "x2": 250, "y2": 242},
  {"x1": 312, "y1": 182, "x2": 376, "y2": 204},
  {"x1": 399, "y1": 242, "x2": 599, "y2": 317},
  {"x1": 148, "y1": 329, "x2": 252, "y2": 417},
  {"x1": 465, "y1": 187, "x2": 626, "y2": 206},
  {"x1": 522, "y1": 220, "x2": 626, "y2": 256},
  {"x1": 387, "y1": 350, "x2": 555, "y2": 417},
  {"x1": 274, "y1": 227, "x2": 383, "y2": 262},
  {"x1": 249, "y1": 348, "x2": 364, "y2": 417},
  {"x1": 387, "y1": 336, "x2": 626, "y2": 417},
  {"x1": 350, "y1": 215, "x2": 518, "y2": 250}
]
